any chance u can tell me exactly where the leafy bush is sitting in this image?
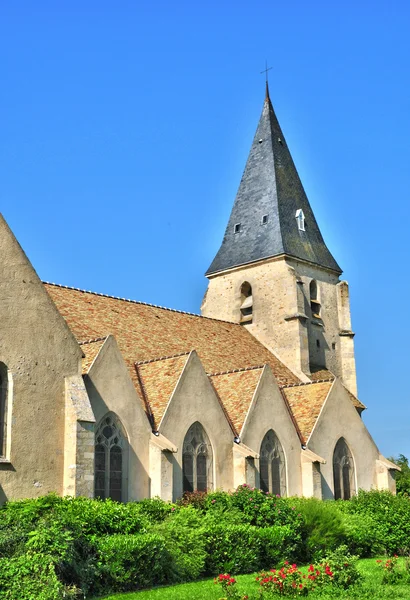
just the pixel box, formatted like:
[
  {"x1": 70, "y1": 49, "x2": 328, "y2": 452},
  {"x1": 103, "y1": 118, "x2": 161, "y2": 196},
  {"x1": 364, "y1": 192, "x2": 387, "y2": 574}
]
[
  {"x1": 0, "y1": 552, "x2": 79, "y2": 600},
  {"x1": 320, "y1": 545, "x2": 362, "y2": 589},
  {"x1": 293, "y1": 498, "x2": 346, "y2": 560},
  {"x1": 258, "y1": 525, "x2": 296, "y2": 569},
  {"x1": 134, "y1": 496, "x2": 177, "y2": 523},
  {"x1": 153, "y1": 506, "x2": 206, "y2": 581},
  {"x1": 342, "y1": 511, "x2": 383, "y2": 556},
  {"x1": 343, "y1": 490, "x2": 410, "y2": 554},
  {"x1": 202, "y1": 523, "x2": 262, "y2": 575},
  {"x1": 95, "y1": 533, "x2": 171, "y2": 592}
]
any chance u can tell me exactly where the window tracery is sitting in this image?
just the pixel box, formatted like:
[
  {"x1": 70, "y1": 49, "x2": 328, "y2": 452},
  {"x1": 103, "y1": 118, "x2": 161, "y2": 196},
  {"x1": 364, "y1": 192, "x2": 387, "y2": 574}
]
[
  {"x1": 0, "y1": 363, "x2": 8, "y2": 458},
  {"x1": 95, "y1": 413, "x2": 126, "y2": 502},
  {"x1": 333, "y1": 438, "x2": 356, "y2": 500},
  {"x1": 182, "y1": 422, "x2": 213, "y2": 493},
  {"x1": 259, "y1": 430, "x2": 286, "y2": 496}
]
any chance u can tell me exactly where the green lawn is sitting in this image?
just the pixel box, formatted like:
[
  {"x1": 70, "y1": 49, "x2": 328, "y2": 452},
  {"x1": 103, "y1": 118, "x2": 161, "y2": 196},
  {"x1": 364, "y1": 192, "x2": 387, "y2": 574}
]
[{"x1": 94, "y1": 558, "x2": 410, "y2": 600}]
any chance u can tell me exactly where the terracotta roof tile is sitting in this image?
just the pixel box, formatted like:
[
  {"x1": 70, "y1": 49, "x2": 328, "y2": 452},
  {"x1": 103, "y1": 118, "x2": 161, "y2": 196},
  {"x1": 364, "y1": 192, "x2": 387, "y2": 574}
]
[
  {"x1": 80, "y1": 337, "x2": 107, "y2": 374},
  {"x1": 344, "y1": 386, "x2": 366, "y2": 411},
  {"x1": 45, "y1": 284, "x2": 300, "y2": 403},
  {"x1": 136, "y1": 354, "x2": 190, "y2": 429},
  {"x1": 210, "y1": 367, "x2": 264, "y2": 434},
  {"x1": 309, "y1": 367, "x2": 335, "y2": 382},
  {"x1": 282, "y1": 381, "x2": 333, "y2": 443}
]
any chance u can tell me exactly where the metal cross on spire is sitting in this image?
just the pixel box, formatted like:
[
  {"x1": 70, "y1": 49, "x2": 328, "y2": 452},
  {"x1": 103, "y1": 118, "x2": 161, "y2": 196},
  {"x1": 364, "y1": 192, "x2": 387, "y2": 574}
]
[{"x1": 260, "y1": 61, "x2": 272, "y2": 83}]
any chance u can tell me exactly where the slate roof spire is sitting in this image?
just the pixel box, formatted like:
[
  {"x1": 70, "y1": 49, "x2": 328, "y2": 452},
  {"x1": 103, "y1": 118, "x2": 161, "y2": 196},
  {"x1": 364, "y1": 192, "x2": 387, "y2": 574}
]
[{"x1": 206, "y1": 87, "x2": 341, "y2": 275}]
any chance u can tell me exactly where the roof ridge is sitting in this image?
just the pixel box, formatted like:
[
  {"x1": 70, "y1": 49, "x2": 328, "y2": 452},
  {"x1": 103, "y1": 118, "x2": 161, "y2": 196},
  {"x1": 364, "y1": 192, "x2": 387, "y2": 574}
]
[
  {"x1": 43, "y1": 281, "x2": 240, "y2": 326},
  {"x1": 79, "y1": 336, "x2": 108, "y2": 346},
  {"x1": 281, "y1": 378, "x2": 334, "y2": 389},
  {"x1": 135, "y1": 351, "x2": 192, "y2": 366},
  {"x1": 208, "y1": 364, "x2": 265, "y2": 377}
]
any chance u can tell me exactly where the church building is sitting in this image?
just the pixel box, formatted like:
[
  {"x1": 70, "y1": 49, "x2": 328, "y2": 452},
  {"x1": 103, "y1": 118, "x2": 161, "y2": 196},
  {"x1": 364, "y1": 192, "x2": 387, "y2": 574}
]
[{"x1": 0, "y1": 84, "x2": 397, "y2": 504}]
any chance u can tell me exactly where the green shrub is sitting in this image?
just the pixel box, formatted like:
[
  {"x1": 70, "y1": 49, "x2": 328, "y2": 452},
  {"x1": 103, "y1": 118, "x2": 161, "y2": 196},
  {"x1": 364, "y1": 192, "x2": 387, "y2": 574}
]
[
  {"x1": 257, "y1": 525, "x2": 295, "y2": 568},
  {"x1": 293, "y1": 498, "x2": 346, "y2": 560},
  {"x1": 202, "y1": 523, "x2": 261, "y2": 575},
  {"x1": 153, "y1": 506, "x2": 206, "y2": 581},
  {"x1": 321, "y1": 545, "x2": 362, "y2": 589},
  {"x1": 345, "y1": 490, "x2": 410, "y2": 554},
  {"x1": 0, "y1": 552, "x2": 79, "y2": 600},
  {"x1": 95, "y1": 533, "x2": 171, "y2": 592},
  {"x1": 342, "y1": 511, "x2": 383, "y2": 557},
  {"x1": 134, "y1": 496, "x2": 176, "y2": 523},
  {"x1": 58, "y1": 496, "x2": 149, "y2": 535}
]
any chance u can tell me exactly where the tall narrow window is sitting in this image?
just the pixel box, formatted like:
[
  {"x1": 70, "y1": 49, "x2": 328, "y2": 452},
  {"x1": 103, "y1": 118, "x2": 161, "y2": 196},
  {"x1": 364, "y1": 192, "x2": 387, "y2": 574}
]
[
  {"x1": 240, "y1": 281, "x2": 253, "y2": 324},
  {"x1": 0, "y1": 363, "x2": 8, "y2": 458},
  {"x1": 333, "y1": 438, "x2": 356, "y2": 500},
  {"x1": 182, "y1": 422, "x2": 213, "y2": 493},
  {"x1": 310, "y1": 280, "x2": 321, "y2": 319},
  {"x1": 260, "y1": 430, "x2": 287, "y2": 496},
  {"x1": 94, "y1": 413, "x2": 127, "y2": 502}
]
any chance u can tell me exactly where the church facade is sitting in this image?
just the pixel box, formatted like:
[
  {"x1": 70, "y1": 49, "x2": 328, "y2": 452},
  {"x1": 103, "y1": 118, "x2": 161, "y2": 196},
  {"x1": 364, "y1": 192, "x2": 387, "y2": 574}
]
[{"x1": 0, "y1": 85, "x2": 397, "y2": 504}]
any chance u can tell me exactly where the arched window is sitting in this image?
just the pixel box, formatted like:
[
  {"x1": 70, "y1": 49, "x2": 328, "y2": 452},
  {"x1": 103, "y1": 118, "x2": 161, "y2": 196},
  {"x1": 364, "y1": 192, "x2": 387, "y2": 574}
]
[
  {"x1": 240, "y1": 281, "x2": 253, "y2": 324},
  {"x1": 182, "y1": 422, "x2": 213, "y2": 493},
  {"x1": 259, "y1": 430, "x2": 286, "y2": 496},
  {"x1": 333, "y1": 438, "x2": 356, "y2": 500},
  {"x1": 0, "y1": 363, "x2": 8, "y2": 458},
  {"x1": 310, "y1": 279, "x2": 321, "y2": 318},
  {"x1": 95, "y1": 413, "x2": 127, "y2": 502}
]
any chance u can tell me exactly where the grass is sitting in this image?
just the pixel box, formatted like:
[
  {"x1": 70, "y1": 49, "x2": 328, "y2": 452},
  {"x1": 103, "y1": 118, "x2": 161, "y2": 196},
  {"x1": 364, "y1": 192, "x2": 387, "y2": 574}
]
[{"x1": 95, "y1": 558, "x2": 410, "y2": 600}]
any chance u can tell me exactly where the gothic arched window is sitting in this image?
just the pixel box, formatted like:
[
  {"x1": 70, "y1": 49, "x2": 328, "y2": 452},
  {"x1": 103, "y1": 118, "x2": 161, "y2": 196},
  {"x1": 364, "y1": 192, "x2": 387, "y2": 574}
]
[
  {"x1": 95, "y1": 413, "x2": 127, "y2": 502},
  {"x1": 240, "y1": 281, "x2": 253, "y2": 324},
  {"x1": 333, "y1": 438, "x2": 356, "y2": 500},
  {"x1": 182, "y1": 422, "x2": 213, "y2": 493},
  {"x1": 260, "y1": 430, "x2": 286, "y2": 496},
  {"x1": 0, "y1": 363, "x2": 8, "y2": 458}
]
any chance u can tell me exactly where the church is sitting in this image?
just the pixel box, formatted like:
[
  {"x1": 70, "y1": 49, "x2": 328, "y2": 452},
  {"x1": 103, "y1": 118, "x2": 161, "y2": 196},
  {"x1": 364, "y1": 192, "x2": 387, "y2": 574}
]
[{"x1": 0, "y1": 84, "x2": 398, "y2": 505}]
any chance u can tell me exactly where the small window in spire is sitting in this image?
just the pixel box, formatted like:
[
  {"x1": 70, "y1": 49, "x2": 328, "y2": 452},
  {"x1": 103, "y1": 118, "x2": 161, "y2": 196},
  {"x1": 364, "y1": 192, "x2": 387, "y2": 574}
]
[
  {"x1": 295, "y1": 209, "x2": 305, "y2": 231},
  {"x1": 261, "y1": 215, "x2": 268, "y2": 225},
  {"x1": 234, "y1": 223, "x2": 241, "y2": 234}
]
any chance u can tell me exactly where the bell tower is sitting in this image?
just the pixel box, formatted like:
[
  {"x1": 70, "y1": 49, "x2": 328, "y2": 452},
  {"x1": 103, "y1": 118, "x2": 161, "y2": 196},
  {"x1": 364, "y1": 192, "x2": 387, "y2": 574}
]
[{"x1": 201, "y1": 84, "x2": 357, "y2": 395}]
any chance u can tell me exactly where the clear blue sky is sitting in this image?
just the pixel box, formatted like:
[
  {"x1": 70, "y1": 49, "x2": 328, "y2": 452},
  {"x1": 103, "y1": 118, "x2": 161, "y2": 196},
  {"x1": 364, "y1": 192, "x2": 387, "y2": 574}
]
[{"x1": 1, "y1": 1, "x2": 409, "y2": 460}]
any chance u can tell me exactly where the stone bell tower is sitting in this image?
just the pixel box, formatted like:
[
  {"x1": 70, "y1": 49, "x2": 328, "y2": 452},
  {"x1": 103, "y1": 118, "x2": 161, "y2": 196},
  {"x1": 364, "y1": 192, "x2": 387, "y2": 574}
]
[{"x1": 201, "y1": 84, "x2": 357, "y2": 395}]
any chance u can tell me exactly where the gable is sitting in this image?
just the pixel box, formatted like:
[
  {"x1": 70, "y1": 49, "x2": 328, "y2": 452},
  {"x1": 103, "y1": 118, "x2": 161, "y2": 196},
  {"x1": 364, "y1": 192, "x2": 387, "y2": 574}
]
[
  {"x1": 136, "y1": 353, "x2": 191, "y2": 430},
  {"x1": 210, "y1": 367, "x2": 264, "y2": 434},
  {"x1": 282, "y1": 381, "x2": 334, "y2": 444}
]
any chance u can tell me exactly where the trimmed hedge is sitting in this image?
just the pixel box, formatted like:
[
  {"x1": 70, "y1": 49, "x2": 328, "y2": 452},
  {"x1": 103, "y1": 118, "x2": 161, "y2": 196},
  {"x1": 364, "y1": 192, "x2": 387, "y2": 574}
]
[
  {"x1": 0, "y1": 488, "x2": 410, "y2": 598},
  {"x1": 95, "y1": 534, "x2": 171, "y2": 592}
]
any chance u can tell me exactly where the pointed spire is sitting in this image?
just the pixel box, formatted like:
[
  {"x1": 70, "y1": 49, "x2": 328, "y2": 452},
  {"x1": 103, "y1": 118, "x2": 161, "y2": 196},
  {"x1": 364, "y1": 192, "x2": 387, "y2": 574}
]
[
  {"x1": 265, "y1": 80, "x2": 270, "y2": 102},
  {"x1": 205, "y1": 88, "x2": 341, "y2": 276}
]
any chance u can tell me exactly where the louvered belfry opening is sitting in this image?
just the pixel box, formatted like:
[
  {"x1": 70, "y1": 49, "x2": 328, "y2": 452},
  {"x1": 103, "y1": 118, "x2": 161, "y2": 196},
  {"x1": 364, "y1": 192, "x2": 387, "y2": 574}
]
[
  {"x1": 259, "y1": 429, "x2": 286, "y2": 496},
  {"x1": 240, "y1": 281, "x2": 253, "y2": 324},
  {"x1": 333, "y1": 437, "x2": 356, "y2": 500},
  {"x1": 95, "y1": 413, "x2": 126, "y2": 501},
  {"x1": 182, "y1": 422, "x2": 213, "y2": 493}
]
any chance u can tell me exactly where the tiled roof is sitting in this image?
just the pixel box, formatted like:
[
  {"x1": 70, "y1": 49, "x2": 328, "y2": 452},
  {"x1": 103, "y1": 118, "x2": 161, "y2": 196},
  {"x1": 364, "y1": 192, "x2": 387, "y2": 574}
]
[
  {"x1": 210, "y1": 367, "x2": 264, "y2": 434},
  {"x1": 282, "y1": 381, "x2": 333, "y2": 443},
  {"x1": 309, "y1": 367, "x2": 335, "y2": 382},
  {"x1": 136, "y1": 354, "x2": 190, "y2": 429},
  {"x1": 344, "y1": 386, "x2": 366, "y2": 411},
  {"x1": 80, "y1": 337, "x2": 107, "y2": 374},
  {"x1": 44, "y1": 284, "x2": 300, "y2": 397}
]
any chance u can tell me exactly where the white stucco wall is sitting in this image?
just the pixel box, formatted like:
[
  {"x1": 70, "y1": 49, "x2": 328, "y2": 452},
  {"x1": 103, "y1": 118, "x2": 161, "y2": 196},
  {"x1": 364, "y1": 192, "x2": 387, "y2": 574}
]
[
  {"x1": 159, "y1": 351, "x2": 235, "y2": 501},
  {"x1": 240, "y1": 365, "x2": 303, "y2": 496},
  {"x1": 84, "y1": 335, "x2": 152, "y2": 501},
  {"x1": 307, "y1": 379, "x2": 379, "y2": 499}
]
